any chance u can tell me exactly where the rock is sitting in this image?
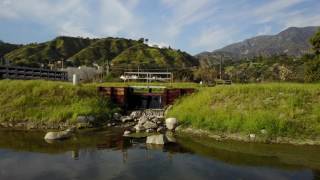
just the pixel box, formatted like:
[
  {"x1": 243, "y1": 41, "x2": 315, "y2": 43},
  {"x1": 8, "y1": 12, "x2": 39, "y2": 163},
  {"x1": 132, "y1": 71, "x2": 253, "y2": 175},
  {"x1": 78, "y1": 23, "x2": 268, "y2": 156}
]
[
  {"x1": 249, "y1": 133, "x2": 256, "y2": 141},
  {"x1": 165, "y1": 131, "x2": 177, "y2": 143},
  {"x1": 123, "y1": 130, "x2": 131, "y2": 136},
  {"x1": 260, "y1": 129, "x2": 267, "y2": 134},
  {"x1": 143, "y1": 121, "x2": 157, "y2": 129},
  {"x1": 111, "y1": 123, "x2": 116, "y2": 126},
  {"x1": 107, "y1": 123, "x2": 112, "y2": 127},
  {"x1": 77, "y1": 123, "x2": 90, "y2": 129},
  {"x1": 165, "y1": 117, "x2": 178, "y2": 130},
  {"x1": 87, "y1": 116, "x2": 95, "y2": 122},
  {"x1": 138, "y1": 115, "x2": 148, "y2": 125},
  {"x1": 175, "y1": 125, "x2": 182, "y2": 132},
  {"x1": 121, "y1": 116, "x2": 133, "y2": 123},
  {"x1": 130, "y1": 111, "x2": 142, "y2": 119},
  {"x1": 113, "y1": 113, "x2": 121, "y2": 121},
  {"x1": 134, "y1": 124, "x2": 146, "y2": 132},
  {"x1": 146, "y1": 134, "x2": 167, "y2": 145},
  {"x1": 44, "y1": 128, "x2": 75, "y2": 140},
  {"x1": 157, "y1": 126, "x2": 165, "y2": 133},
  {"x1": 77, "y1": 116, "x2": 87, "y2": 123},
  {"x1": 146, "y1": 129, "x2": 155, "y2": 133}
]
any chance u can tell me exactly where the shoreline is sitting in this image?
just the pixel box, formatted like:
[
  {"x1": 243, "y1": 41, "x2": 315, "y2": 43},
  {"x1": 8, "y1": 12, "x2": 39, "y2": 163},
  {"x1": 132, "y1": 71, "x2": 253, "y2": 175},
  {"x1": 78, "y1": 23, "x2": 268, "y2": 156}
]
[{"x1": 177, "y1": 127, "x2": 320, "y2": 146}]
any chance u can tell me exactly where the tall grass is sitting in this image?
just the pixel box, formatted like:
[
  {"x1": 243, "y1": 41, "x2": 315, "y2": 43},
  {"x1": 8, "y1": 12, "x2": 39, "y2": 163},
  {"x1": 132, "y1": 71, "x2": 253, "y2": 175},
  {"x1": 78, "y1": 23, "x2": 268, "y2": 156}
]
[
  {"x1": 168, "y1": 83, "x2": 320, "y2": 138},
  {"x1": 0, "y1": 80, "x2": 118, "y2": 124}
]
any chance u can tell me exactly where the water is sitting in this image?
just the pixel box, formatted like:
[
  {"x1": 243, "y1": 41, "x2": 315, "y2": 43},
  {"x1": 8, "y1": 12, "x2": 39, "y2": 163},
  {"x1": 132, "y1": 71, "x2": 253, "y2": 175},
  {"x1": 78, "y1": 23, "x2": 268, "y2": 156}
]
[{"x1": 0, "y1": 128, "x2": 319, "y2": 180}]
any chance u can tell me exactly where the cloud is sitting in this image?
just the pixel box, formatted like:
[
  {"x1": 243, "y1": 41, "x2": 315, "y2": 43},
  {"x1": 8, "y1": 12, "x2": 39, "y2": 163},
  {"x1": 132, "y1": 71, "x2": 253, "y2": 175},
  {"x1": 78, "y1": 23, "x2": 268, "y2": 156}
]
[
  {"x1": 257, "y1": 26, "x2": 273, "y2": 36},
  {"x1": 99, "y1": 0, "x2": 140, "y2": 36},
  {"x1": 191, "y1": 26, "x2": 237, "y2": 50},
  {"x1": 161, "y1": 0, "x2": 218, "y2": 37},
  {"x1": 0, "y1": 0, "x2": 142, "y2": 38}
]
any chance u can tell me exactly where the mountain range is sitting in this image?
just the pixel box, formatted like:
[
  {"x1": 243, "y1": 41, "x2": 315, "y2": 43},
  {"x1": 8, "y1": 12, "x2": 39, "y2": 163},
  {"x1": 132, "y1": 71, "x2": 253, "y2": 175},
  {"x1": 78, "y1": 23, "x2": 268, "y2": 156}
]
[
  {"x1": 0, "y1": 26, "x2": 319, "y2": 69},
  {"x1": 197, "y1": 26, "x2": 319, "y2": 65}
]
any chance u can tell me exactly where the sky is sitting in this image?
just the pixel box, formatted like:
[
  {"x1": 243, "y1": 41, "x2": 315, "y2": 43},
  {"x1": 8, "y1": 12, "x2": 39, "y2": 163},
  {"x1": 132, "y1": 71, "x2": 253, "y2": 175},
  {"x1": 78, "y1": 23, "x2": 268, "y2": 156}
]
[{"x1": 0, "y1": 0, "x2": 319, "y2": 55}]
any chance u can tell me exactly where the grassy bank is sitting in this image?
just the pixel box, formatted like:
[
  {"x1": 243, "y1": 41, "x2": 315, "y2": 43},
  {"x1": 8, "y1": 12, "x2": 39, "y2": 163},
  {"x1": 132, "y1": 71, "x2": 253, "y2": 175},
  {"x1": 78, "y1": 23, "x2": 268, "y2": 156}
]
[
  {"x1": 0, "y1": 80, "x2": 117, "y2": 124},
  {"x1": 168, "y1": 83, "x2": 320, "y2": 140}
]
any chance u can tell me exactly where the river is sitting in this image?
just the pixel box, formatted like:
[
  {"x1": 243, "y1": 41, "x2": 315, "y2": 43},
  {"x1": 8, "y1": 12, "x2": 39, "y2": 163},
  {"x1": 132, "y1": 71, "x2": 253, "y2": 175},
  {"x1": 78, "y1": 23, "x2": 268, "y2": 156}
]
[{"x1": 0, "y1": 128, "x2": 319, "y2": 180}]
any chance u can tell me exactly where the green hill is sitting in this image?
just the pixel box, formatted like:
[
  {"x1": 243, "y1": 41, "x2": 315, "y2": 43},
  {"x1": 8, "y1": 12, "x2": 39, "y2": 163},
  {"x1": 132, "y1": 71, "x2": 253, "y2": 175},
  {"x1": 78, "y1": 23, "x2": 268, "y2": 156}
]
[
  {"x1": 0, "y1": 41, "x2": 20, "y2": 59},
  {"x1": 111, "y1": 44, "x2": 197, "y2": 68},
  {"x1": 4, "y1": 36, "x2": 96, "y2": 67},
  {"x1": 3, "y1": 36, "x2": 197, "y2": 69},
  {"x1": 70, "y1": 37, "x2": 140, "y2": 66}
]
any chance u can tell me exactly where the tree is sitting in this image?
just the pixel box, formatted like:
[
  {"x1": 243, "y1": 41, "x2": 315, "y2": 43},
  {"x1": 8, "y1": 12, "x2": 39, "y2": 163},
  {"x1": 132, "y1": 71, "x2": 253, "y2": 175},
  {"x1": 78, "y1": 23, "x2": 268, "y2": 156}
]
[
  {"x1": 304, "y1": 57, "x2": 320, "y2": 82},
  {"x1": 310, "y1": 28, "x2": 320, "y2": 55},
  {"x1": 193, "y1": 67, "x2": 217, "y2": 83}
]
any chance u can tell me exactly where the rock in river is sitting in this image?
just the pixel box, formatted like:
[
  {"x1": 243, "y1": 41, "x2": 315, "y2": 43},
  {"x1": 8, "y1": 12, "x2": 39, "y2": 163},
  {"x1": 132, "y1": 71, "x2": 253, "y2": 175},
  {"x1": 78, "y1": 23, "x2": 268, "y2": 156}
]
[
  {"x1": 165, "y1": 117, "x2": 178, "y2": 130},
  {"x1": 143, "y1": 121, "x2": 157, "y2": 129},
  {"x1": 146, "y1": 134, "x2": 167, "y2": 145},
  {"x1": 44, "y1": 127, "x2": 75, "y2": 140},
  {"x1": 121, "y1": 116, "x2": 133, "y2": 123}
]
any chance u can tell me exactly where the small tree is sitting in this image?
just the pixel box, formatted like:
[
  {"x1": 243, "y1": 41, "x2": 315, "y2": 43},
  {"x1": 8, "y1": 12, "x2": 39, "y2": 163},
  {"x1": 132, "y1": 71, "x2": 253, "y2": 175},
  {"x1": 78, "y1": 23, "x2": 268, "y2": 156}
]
[{"x1": 310, "y1": 28, "x2": 320, "y2": 55}]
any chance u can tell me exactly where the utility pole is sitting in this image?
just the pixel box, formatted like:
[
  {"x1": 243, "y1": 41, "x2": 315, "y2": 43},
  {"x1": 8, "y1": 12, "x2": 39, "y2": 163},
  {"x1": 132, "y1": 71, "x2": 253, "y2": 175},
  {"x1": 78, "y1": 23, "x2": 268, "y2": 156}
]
[
  {"x1": 219, "y1": 54, "x2": 223, "y2": 80},
  {"x1": 106, "y1": 59, "x2": 110, "y2": 76}
]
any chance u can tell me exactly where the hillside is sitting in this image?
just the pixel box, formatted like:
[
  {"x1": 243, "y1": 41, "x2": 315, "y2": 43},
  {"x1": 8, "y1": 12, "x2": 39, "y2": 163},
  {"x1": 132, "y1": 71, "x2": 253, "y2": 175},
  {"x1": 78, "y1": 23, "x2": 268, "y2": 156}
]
[
  {"x1": 168, "y1": 83, "x2": 320, "y2": 144},
  {"x1": 197, "y1": 26, "x2": 319, "y2": 63},
  {"x1": 0, "y1": 41, "x2": 20, "y2": 59},
  {"x1": 3, "y1": 37, "x2": 197, "y2": 68},
  {"x1": 4, "y1": 36, "x2": 96, "y2": 67},
  {"x1": 111, "y1": 44, "x2": 197, "y2": 68}
]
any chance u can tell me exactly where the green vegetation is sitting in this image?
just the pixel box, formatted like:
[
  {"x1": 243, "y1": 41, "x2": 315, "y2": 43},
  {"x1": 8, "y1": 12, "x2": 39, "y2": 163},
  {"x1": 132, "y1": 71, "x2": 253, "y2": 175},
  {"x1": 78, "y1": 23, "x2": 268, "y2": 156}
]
[
  {"x1": 0, "y1": 80, "x2": 118, "y2": 124},
  {"x1": 195, "y1": 28, "x2": 320, "y2": 83},
  {"x1": 3, "y1": 36, "x2": 197, "y2": 71},
  {"x1": 0, "y1": 40, "x2": 20, "y2": 59},
  {"x1": 168, "y1": 83, "x2": 320, "y2": 139},
  {"x1": 4, "y1": 36, "x2": 95, "y2": 67}
]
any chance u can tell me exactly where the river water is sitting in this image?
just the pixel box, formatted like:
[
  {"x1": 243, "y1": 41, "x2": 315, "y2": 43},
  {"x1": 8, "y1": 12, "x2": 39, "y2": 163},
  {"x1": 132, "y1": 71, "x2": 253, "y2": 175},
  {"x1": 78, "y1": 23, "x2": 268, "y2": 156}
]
[{"x1": 0, "y1": 128, "x2": 319, "y2": 180}]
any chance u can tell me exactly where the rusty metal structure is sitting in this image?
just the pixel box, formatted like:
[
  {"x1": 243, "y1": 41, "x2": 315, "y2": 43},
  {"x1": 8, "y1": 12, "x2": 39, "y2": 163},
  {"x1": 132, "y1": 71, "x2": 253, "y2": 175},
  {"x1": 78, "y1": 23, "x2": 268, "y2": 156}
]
[
  {"x1": 98, "y1": 86, "x2": 195, "y2": 110},
  {"x1": 0, "y1": 65, "x2": 68, "y2": 81}
]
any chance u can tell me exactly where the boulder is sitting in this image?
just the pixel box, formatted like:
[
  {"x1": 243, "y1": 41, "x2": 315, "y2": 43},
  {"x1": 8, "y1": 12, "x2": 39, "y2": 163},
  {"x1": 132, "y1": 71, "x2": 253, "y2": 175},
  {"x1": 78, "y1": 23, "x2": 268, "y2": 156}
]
[
  {"x1": 165, "y1": 117, "x2": 178, "y2": 130},
  {"x1": 134, "y1": 124, "x2": 146, "y2": 132},
  {"x1": 123, "y1": 130, "x2": 131, "y2": 136},
  {"x1": 44, "y1": 127, "x2": 75, "y2": 140},
  {"x1": 113, "y1": 113, "x2": 121, "y2": 121},
  {"x1": 130, "y1": 111, "x2": 142, "y2": 119},
  {"x1": 77, "y1": 116, "x2": 87, "y2": 123},
  {"x1": 249, "y1": 134, "x2": 256, "y2": 141},
  {"x1": 146, "y1": 129, "x2": 155, "y2": 133},
  {"x1": 121, "y1": 116, "x2": 133, "y2": 123},
  {"x1": 146, "y1": 134, "x2": 167, "y2": 145},
  {"x1": 165, "y1": 131, "x2": 177, "y2": 143},
  {"x1": 157, "y1": 126, "x2": 165, "y2": 133},
  {"x1": 138, "y1": 115, "x2": 148, "y2": 125},
  {"x1": 143, "y1": 121, "x2": 157, "y2": 129},
  {"x1": 87, "y1": 116, "x2": 95, "y2": 122},
  {"x1": 260, "y1": 129, "x2": 267, "y2": 134}
]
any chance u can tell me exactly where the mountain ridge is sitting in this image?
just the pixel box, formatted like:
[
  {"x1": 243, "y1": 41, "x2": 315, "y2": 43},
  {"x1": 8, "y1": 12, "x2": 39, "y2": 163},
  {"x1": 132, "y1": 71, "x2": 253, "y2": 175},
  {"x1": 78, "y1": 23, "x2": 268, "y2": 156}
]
[{"x1": 197, "y1": 26, "x2": 319, "y2": 63}]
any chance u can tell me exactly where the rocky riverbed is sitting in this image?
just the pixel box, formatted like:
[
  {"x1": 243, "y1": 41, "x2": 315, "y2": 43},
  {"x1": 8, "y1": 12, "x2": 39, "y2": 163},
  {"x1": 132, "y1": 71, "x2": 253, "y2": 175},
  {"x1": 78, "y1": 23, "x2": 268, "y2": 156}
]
[{"x1": 114, "y1": 109, "x2": 179, "y2": 145}]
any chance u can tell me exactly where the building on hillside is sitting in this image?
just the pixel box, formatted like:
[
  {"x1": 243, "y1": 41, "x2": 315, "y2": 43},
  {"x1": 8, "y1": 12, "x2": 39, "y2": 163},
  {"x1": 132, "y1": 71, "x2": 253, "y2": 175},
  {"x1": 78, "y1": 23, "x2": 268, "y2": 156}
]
[{"x1": 62, "y1": 66, "x2": 103, "y2": 82}]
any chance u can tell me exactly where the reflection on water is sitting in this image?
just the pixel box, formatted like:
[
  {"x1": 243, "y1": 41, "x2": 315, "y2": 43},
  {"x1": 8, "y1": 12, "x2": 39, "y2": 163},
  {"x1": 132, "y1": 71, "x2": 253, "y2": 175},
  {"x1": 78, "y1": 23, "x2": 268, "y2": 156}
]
[{"x1": 0, "y1": 128, "x2": 319, "y2": 180}]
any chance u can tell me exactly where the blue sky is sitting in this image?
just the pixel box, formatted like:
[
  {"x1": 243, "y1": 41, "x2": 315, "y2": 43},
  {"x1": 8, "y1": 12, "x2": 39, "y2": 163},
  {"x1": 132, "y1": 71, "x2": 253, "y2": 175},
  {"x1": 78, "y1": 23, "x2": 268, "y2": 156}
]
[{"x1": 0, "y1": 0, "x2": 319, "y2": 54}]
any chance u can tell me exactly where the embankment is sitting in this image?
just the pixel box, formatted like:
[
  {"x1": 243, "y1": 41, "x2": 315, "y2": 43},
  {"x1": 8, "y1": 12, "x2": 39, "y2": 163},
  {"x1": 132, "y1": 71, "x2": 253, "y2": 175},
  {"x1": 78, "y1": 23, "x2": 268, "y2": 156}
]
[
  {"x1": 0, "y1": 80, "x2": 117, "y2": 129},
  {"x1": 168, "y1": 83, "x2": 320, "y2": 145}
]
